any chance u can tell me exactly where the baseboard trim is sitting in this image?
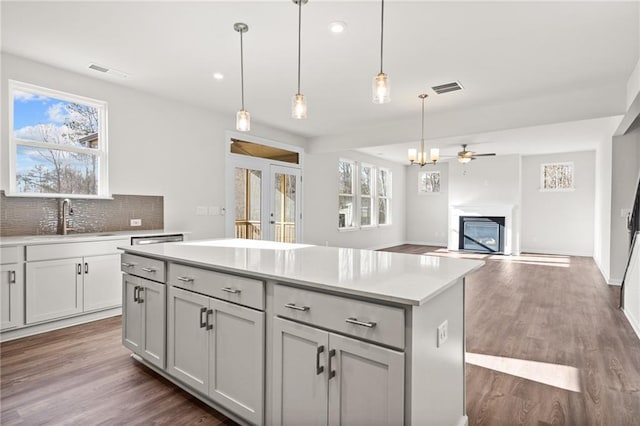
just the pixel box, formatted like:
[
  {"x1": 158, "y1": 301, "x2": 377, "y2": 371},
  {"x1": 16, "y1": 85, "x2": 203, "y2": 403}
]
[
  {"x1": 622, "y1": 308, "x2": 640, "y2": 342},
  {"x1": 608, "y1": 278, "x2": 622, "y2": 286},
  {"x1": 457, "y1": 415, "x2": 469, "y2": 426},
  {"x1": 367, "y1": 241, "x2": 408, "y2": 250},
  {"x1": 0, "y1": 307, "x2": 122, "y2": 342},
  {"x1": 519, "y1": 248, "x2": 594, "y2": 257},
  {"x1": 404, "y1": 240, "x2": 448, "y2": 247}
]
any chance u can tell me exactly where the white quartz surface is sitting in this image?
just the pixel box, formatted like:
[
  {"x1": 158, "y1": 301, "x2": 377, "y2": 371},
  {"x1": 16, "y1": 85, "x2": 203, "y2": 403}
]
[
  {"x1": 120, "y1": 239, "x2": 485, "y2": 306},
  {"x1": 0, "y1": 229, "x2": 186, "y2": 247}
]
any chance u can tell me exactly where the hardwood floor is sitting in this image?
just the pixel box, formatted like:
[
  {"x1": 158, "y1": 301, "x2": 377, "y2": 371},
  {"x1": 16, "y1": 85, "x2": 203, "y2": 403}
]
[{"x1": 1, "y1": 246, "x2": 639, "y2": 425}]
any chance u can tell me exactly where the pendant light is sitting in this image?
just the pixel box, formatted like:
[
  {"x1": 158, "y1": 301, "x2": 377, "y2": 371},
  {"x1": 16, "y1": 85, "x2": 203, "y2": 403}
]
[
  {"x1": 408, "y1": 93, "x2": 439, "y2": 167},
  {"x1": 292, "y1": 0, "x2": 308, "y2": 119},
  {"x1": 234, "y1": 22, "x2": 250, "y2": 131},
  {"x1": 373, "y1": 0, "x2": 390, "y2": 104}
]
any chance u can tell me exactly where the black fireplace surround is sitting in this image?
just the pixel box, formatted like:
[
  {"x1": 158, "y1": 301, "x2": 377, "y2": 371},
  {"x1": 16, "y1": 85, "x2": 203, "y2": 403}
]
[{"x1": 459, "y1": 216, "x2": 505, "y2": 254}]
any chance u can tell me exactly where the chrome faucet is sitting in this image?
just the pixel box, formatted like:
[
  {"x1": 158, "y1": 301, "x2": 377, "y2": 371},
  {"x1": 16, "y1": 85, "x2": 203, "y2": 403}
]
[{"x1": 61, "y1": 198, "x2": 76, "y2": 235}]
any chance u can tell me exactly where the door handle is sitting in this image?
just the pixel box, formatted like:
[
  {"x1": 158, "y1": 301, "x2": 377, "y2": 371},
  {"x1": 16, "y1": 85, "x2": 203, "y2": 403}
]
[
  {"x1": 9, "y1": 270, "x2": 16, "y2": 284},
  {"x1": 328, "y1": 349, "x2": 336, "y2": 379},
  {"x1": 199, "y1": 307, "x2": 207, "y2": 328},
  {"x1": 137, "y1": 287, "x2": 144, "y2": 303},
  {"x1": 345, "y1": 317, "x2": 377, "y2": 328},
  {"x1": 84, "y1": 262, "x2": 89, "y2": 274},
  {"x1": 133, "y1": 286, "x2": 139, "y2": 302},
  {"x1": 316, "y1": 345, "x2": 325, "y2": 375},
  {"x1": 206, "y1": 309, "x2": 214, "y2": 330}
]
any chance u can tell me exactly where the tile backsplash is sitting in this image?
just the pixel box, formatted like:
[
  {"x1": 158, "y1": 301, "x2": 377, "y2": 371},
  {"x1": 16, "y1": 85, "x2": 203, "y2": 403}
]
[{"x1": 0, "y1": 191, "x2": 163, "y2": 236}]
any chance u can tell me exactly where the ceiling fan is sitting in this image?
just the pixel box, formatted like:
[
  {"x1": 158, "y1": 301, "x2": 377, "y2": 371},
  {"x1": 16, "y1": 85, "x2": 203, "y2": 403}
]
[{"x1": 457, "y1": 144, "x2": 496, "y2": 163}]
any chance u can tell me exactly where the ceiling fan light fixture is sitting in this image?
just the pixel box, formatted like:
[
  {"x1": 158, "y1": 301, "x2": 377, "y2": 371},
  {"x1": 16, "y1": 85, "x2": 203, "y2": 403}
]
[{"x1": 458, "y1": 156, "x2": 472, "y2": 164}]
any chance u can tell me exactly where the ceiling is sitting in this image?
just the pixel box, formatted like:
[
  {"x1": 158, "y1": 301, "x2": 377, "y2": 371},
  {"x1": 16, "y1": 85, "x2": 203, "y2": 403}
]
[{"x1": 2, "y1": 1, "x2": 638, "y2": 160}]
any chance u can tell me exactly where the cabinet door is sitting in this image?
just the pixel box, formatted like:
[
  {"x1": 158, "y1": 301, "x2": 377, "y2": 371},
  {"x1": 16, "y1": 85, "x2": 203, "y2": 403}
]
[
  {"x1": 26, "y1": 258, "x2": 83, "y2": 324},
  {"x1": 327, "y1": 333, "x2": 404, "y2": 426},
  {"x1": 167, "y1": 286, "x2": 210, "y2": 394},
  {"x1": 122, "y1": 275, "x2": 142, "y2": 352},
  {"x1": 1, "y1": 264, "x2": 23, "y2": 330},
  {"x1": 83, "y1": 254, "x2": 122, "y2": 312},
  {"x1": 272, "y1": 317, "x2": 329, "y2": 426},
  {"x1": 140, "y1": 280, "x2": 166, "y2": 369},
  {"x1": 209, "y1": 298, "x2": 265, "y2": 425}
]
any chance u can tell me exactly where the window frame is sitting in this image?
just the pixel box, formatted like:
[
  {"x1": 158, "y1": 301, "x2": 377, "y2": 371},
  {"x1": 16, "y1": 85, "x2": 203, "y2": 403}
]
[
  {"x1": 377, "y1": 167, "x2": 392, "y2": 226},
  {"x1": 8, "y1": 80, "x2": 110, "y2": 198},
  {"x1": 539, "y1": 161, "x2": 575, "y2": 192},
  {"x1": 338, "y1": 158, "x2": 357, "y2": 230},
  {"x1": 359, "y1": 163, "x2": 376, "y2": 228}
]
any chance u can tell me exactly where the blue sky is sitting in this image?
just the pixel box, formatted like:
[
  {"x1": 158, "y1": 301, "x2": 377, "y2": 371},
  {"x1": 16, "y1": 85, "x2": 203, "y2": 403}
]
[{"x1": 12, "y1": 92, "x2": 67, "y2": 130}]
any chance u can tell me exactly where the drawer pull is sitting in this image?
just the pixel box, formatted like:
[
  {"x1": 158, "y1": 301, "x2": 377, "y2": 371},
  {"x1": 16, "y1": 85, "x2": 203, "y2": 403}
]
[
  {"x1": 316, "y1": 345, "x2": 325, "y2": 375},
  {"x1": 285, "y1": 303, "x2": 310, "y2": 312},
  {"x1": 221, "y1": 287, "x2": 241, "y2": 294},
  {"x1": 176, "y1": 276, "x2": 194, "y2": 283},
  {"x1": 141, "y1": 267, "x2": 157, "y2": 273},
  {"x1": 121, "y1": 262, "x2": 135, "y2": 268},
  {"x1": 345, "y1": 317, "x2": 377, "y2": 328}
]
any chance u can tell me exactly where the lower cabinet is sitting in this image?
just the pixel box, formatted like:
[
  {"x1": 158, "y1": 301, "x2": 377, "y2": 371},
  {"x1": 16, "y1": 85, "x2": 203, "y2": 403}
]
[
  {"x1": 122, "y1": 274, "x2": 166, "y2": 369},
  {"x1": 272, "y1": 317, "x2": 404, "y2": 426},
  {"x1": 1, "y1": 263, "x2": 24, "y2": 331},
  {"x1": 167, "y1": 286, "x2": 265, "y2": 425}
]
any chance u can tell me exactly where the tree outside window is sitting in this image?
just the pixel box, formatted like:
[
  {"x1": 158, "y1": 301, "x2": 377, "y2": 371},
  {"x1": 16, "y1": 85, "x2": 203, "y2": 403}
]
[{"x1": 338, "y1": 159, "x2": 356, "y2": 229}]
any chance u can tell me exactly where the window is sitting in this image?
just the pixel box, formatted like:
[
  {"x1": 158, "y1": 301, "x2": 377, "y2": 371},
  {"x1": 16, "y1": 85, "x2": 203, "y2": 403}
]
[
  {"x1": 541, "y1": 162, "x2": 573, "y2": 191},
  {"x1": 338, "y1": 159, "x2": 356, "y2": 229},
  {"x1": 377, "y1": 167, "x2": 391, "y2": 225},
  {"x1": 418, "y1": 171, "x2": 440, "y2": 193},
  {"x1": 9, "y1": 80, "x2": 108, "y2": 197},
  {"x1": 338, "y1": 159, "x2": 392, "y2": 229}
]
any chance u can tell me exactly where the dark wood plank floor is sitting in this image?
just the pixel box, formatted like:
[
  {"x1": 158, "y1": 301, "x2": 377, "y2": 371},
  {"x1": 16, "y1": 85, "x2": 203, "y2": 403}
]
[{"x1": 1, "y1": 245, "x2": 639, "y2": 425}]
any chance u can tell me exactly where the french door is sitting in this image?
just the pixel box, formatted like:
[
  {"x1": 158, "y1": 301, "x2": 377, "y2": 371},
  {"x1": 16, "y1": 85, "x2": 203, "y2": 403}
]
[{"x1": 228, "y1": 157, "x2": 302, "y2": 243}]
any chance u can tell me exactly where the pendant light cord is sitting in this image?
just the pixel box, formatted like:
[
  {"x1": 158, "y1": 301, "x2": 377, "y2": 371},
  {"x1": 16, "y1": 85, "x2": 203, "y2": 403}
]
[
  {"x1": 297, "y1": 0, "x2": 302, "y2": 94},
  {"x1": 420, "y1": 96, "x2": 425, "y2": 156},
  {"x1": 240, "y1": 30, "x2": 245, "y2": 110},
  {"x1": 380, "y1": 0, "x2": 384, "y2": 74}
]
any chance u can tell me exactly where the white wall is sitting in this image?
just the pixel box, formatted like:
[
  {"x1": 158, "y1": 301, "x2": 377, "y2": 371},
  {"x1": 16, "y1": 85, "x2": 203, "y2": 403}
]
[
  {"x1": 405, "y1": 162, "x2": 449, "y2": 246},
  {"x1": 622, "y1": 233, "x2": 640, "y2": 340},
  {"x1": 1, "y1": 53, "x2": 306, "y2": 240},
  {"x1": 520, "y1": 151, "x2": 595, "y2": 256},
  {"x1": 594, "y1": 138, "x2": 613, "y2": 281},
  {"x1": 303, "y1": 151, "x2": 406, "y2": 250}
]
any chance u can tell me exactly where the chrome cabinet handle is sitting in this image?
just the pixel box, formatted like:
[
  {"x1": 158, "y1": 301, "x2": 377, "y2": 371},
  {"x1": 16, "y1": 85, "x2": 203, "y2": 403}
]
[
  {"x1": 176, "y1": 276, "x2": 194, "y2": 283},
  {"x1": 133, "y1": 286, "x2": 139, "y2": 302},
  {"x1": 345, "y1": 317, "x2": 377, "y2": 328},
  {"x1": 328, "y1": 349, "x2": 336, "y2": 379},
  {"x1": 199, "y1": 307, "x2": 207, "y2": 328},
  {"x1": 137, "y1": 287, "x2": 144, "y2": 303},
  {"x1": 316, "y1": 345, "x2": 325, "y2": 375},
  {"x1": 121, "y1": 262, "x2": 135, "y2": 268},
  {"x1": 206, "y1": 309, "x2": 213, "y2": 331},
  {"x1": 284, "y1": 303, "x2": 310, "y2": 312},
  {"x1": 141, "y1": 267, "x2": 156, "y2": 273},
  {"x1": 9, "y1": 270, "x2": 16, "y2": 284},
  {"x1": 221, "y1": 287, "x2": 241, "y2": 294}
]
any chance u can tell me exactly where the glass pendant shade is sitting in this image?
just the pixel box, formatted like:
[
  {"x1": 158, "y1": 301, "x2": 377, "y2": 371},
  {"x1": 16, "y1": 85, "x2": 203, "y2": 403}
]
[
  {"x1": 292, "y1": 93, "x2": 307, "y2": 119},
  {"x1": 373, "y1": 72, "x2": 390, "y2": 104},
  {"x1": 459, "y1": 157, "x2": 472, "y2": 164},
  {"x1": 408, "y1": 148, "x2": 417, "y2": 162},
  {"x1": 430, "y1": 148, "x2": 440, "y2": 163},
  {"x1": 236, "y1": 109, "x2": 250, "y2": 131}
]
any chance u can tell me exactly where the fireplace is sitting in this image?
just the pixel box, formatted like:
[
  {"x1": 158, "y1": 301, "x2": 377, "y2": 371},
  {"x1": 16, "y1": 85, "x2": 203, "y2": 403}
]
[{"x1": 459, "y1": 216, "x2": 505, "y2": 253}]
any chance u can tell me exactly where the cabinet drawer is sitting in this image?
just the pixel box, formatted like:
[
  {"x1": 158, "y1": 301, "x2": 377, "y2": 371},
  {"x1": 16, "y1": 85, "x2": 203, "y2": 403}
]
[
  {"x1": 168, "y1": 263, "x2": 264, "y2": 310},
  {"x1": 274, "y1": 285, "x2": 405, "y2": 349},
  {"x1": 27, "y1": 239, "x2": 129, "y2": 261},
  {"x1": 121, "y1": 253, "x2": 166, "y2": 283},
  {"x1": 1, "y1": 246, "x2": 23, "y2": 264}
]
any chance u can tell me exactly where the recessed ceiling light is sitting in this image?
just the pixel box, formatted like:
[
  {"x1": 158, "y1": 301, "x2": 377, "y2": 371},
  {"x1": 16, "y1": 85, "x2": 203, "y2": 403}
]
[
  {"x1": 329, "y1": 21, "x2": 346, "y2": 34},
  {"x1": 213, "y1": 72, "x2": 224, "y2": 80}
]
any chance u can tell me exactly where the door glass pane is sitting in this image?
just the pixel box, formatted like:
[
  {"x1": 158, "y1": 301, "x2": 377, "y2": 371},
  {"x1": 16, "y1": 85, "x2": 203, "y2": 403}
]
[
  {"x1": 273, "y1": 172, "x2": 297, "y2": 243},
  {"x1": 235, "y1": 167, "x2": 261, "y2": 240}
]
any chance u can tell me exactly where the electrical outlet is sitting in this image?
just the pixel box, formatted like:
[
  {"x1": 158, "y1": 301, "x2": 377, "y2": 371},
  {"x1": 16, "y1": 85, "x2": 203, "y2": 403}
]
[
  {"x1": 437, "y1": 320, "x2": 448, "y2": 348},
  {"x1": 130, "y1": 219, "x2": 142, "y2": 226}
]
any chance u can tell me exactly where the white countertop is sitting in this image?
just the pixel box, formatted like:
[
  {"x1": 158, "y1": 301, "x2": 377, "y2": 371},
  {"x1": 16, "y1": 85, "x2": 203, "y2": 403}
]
[
  {"x1": 0, "y1": 229, "x2": 186, "y2": 247},
  {"x1": 120, "y1": 239, "x2": 485, "y2": 306}
]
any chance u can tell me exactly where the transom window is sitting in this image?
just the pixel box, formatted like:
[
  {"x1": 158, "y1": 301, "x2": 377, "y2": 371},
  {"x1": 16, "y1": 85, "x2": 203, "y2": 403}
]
[
  {"x1": 541, "y1": 162, "x2": 574, "y2": 191},
  {"x1": 338, "y1": 159, "x2": 392, "y2": 229},
  {"x1": 9, "y1": 80, "x2": 109, "y2": 197}
]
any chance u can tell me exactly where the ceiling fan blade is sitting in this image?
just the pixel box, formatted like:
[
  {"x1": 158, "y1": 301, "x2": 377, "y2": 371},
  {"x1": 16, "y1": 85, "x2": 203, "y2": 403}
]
[{"x1": 473, "y1": 153, "x2": 496, "y2": 157}]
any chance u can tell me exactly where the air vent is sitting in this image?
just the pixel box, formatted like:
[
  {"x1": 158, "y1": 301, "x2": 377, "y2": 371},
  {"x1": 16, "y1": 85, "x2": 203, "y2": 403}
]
[
  {"x1": 87, "y1": 63, "x2": 129, "y2": 79},
  {"x1": 431, "y1": 81, "x2": 463, "y2": 95}
]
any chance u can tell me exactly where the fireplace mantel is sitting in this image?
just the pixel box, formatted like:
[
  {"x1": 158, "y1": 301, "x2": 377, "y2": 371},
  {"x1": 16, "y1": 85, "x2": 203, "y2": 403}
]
[{"x1": 448, "y1": 205, "x2": 518, "y2": 255}]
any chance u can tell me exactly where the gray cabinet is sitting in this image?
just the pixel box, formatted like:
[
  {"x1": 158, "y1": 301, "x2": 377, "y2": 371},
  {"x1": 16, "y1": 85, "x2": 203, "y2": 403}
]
[
  {"x1": 1, "y1": 263, "x2": 24, "y2": 330},
  {"x1": 167, "y1": 286, "x2": 265, "y2": 425},
  {"x1": 83, "y1": 254, "x2": 123, "y2": 311},
  {"x1": 272, "y1": 317, "x2": 404, "y2": 426},
  {"x1": 122, "y1": 274, "x2": 166, "y2": 369},
  {"x1": 26, "y1": 257, "x2": 83, "y2": 323}
]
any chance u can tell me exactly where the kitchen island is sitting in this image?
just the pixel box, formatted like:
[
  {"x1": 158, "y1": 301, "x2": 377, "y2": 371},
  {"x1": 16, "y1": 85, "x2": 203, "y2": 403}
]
[{"x1": 120, "y1": 239, "x2": 484, "y2": 426}]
